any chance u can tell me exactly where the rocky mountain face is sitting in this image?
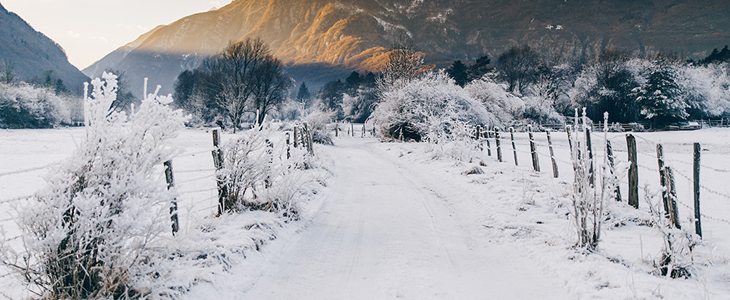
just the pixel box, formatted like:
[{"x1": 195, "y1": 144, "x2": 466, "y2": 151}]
[
  {"x1": 0, "y1": 3, "x2": 89, "y2": 95},
  {"x1": 84, "y1": 0, "x2": 730, "y2": 95}
]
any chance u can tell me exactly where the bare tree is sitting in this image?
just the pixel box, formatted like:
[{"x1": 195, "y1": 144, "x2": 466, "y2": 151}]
[
  {"x1": 1, "y1": 59, "x2": 15, "y2": 84},
  {"x1": 496, "y1": 45, "x2": 542, "y2": 93},
  {"x1": 379, "y1": 37, "x2": 425, "y2": 88},
  {"x1": 250, "y1": 55, "x2": 291, "y2": 125},
  {"x1": 197, "y1": 38, "x2": 279, "y2": 131}
]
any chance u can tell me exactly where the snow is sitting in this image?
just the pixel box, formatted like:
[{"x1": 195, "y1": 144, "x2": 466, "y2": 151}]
[{"x1": 2, "y1": 126, "x2": 730, "y2": 299}]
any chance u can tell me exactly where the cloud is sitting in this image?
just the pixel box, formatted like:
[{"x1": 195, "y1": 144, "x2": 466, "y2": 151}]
[{"x1": 68, "y1": 31, "x2": 81, "y2": 38}]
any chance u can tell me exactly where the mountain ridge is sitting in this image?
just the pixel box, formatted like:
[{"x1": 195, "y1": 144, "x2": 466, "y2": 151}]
[
  {"x1": 0, "y1": 3, "x2": 89, "y2": 95},
  {"x1": 83, "y1": 0, "x2": 730, "y2": 95}
]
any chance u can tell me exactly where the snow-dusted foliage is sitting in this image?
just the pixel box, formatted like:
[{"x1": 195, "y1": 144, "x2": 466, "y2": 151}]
[
  {"x1": 0, "y1": 82, "x2": 73, "y2": 128},
  {"x1": 217, "y1": 127, "x2": 314, "y2": 218},
  {"x1": 568, "y1": 58, "x2": 649, "y2": 123},
  {"x1": 4, "y1": 72, "x2": 188, "y2": 299},
  {"x1": 642, "y1": 186, "x2": 698, "y2": 278},
  {"x1": 676, "y1": 63, "x2": 730, "y2": 118},
  {"x1": 568, "y1": 111, "x2": 618, "y2": 251},
  {"x1": 465, "y1": 78, "x2": 523, "y2": 124},
  {"x1": 371, "y1": 71, "x2": 496, "y2": 143},
  {"x1": 635, "y1": 60, "x2": 688, "y2": 125},
  {"x1": 304, "y1": 110, "x2": 335, "y2": 145}
]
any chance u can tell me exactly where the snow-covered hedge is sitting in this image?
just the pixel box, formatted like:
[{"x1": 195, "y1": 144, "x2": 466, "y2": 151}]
[
  {"x1": 7, "y1": 73, "x2": 188, "y2": 299},
  {"x1": 370, "y1": 71, "x2": 497, "y2": 143},
  {"x1": 0, "y1": 82, "x2": 73, "y2": 128}
]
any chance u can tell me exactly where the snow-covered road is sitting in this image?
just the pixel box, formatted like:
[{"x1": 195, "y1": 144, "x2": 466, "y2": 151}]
[{"x1": 241, "y1": 138, "x2": 569, "y2": 299}]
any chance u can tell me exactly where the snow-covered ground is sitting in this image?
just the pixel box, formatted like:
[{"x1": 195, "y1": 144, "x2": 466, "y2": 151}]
[{"x1": 2, "y1": 126, "x2": 730, "y2": 299}]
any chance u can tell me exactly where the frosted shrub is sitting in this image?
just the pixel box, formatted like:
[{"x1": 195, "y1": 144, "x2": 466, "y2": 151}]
[
  {"x1": 569, "y1": 110, "x2": 618, "y2": 251},
  {"x1": 218, "y1": 127, "x2": 312, "y2": 219},
  {"x1": 642, "y1": 186, "x2": 698, "y2": 278},
  {"x1": 0, "y1": 82, "x2": 72, "y2": 128},
  {"x1": 4, "y1": 72, "x2": 188, "y2": 299},
  {"x1": 371, "y1": 71, "x2": 496, "y2": 143},
  {"x1": 304, "y1": 110, "x2": 334, "y2": 145},
  {"x1": 465, "y1": 78, "x2": 523, "y2": 124}
]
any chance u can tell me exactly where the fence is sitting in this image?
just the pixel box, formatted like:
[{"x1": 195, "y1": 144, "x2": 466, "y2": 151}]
[
  {"x1": 0, "y1": 123, "x2": 335, "y2": 242},
  {"x1": 468, "y1": 124, "x2": 730, "y2": 235}
]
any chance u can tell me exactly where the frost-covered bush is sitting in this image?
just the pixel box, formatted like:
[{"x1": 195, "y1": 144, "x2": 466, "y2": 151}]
[
  {"x1": 304, "y1": 110, "x2": 335, "y2": 145},
  {"x1": 569, "y1": 111, "x2": 618, "y2": 251},
  {"x1": 643, "y1": 186, "x2": 698, "y2": 278},
  {"x1": 371, "y1": 71, "x2": 496, "y2": 143},
  {"x1": 465, "y1": 78, "x2": 523, "y2": 125},
  {"x1": 217, "y1": 126, "x2": 321, "y2": 219},
  {"x1": 0, "y1": 82, "x2": 72, "y2": 128},
  {"x1": 4, "y1": 72, "x2": 188, "y2": 299}
]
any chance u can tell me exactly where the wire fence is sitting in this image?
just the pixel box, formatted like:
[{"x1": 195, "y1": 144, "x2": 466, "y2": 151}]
[{"x1": 475, "y1": 126, "x2": 730, "y2": 226}]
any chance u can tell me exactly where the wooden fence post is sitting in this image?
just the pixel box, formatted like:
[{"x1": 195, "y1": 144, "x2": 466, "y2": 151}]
[
  {"x1": 566, "y1": 125, "x2": 574, "y2": 153},
  {"x1": 303, "y1": 123, "x2": 314, "y2": 155},
  {"x1": 694, "y1": 143, "x2": 702, "y2": 237},
  {"x1": 657, "y1": 144, "x2": 669, "y2": 215},
  {"x1": 510, "y1": 127, "x2": 518, "y2": 166},
  {"x1": 485, "y1": 138, "x2": 492, "y2": 157},
  {"x1": 286, "y1": 132, "x2": 291, "y2": 159},
  {"x1": 164, "y1": 160, "x2": 179, "y2": 236},
  {"x1": 664, "y1": 166, "x2": 681, "y2": 229},
  {"x1": 627, "y1": 134, "x2": 638, "y2": 208},
  {"x1": 351, "y1": 123, "x2": 354, "y2": 137},
  {"x1": 495, "y1": 127, "x2": 503, "y2": 162},
  {"x1": 528, "y1": 125, "x2": 540, "y2": 172},
  {"x1": 293, "y1": 127, "x2": 299, "y2": 148},
  {"x1": 211, "y1": 129, "x2": 229, "y2": 216},
  {"x1": 335, "y1": 123, "x2": 339, "y2": 137},
  {"x1": 606, "y1": 140, "x2": 621, "y2": 201},
  {"x1": 362, "y1": 123, "x2": 365, "y2": 138},
  {"x1": 585, "y1": 126, "x2": 594, "y2": 186},
  {"x1": 547, "y1": 131, "x2": 558, "y2": 178}
]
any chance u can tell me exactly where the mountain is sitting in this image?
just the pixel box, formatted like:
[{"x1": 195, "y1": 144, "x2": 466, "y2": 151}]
[
  {"x1": 0, "y1": 3, "x2": 89, "y2": 95},
  {"x1": 84, "y1": 0, "x2": 730, "y2": 96}
]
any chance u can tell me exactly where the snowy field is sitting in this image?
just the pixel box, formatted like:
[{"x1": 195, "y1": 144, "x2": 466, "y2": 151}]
[{"x1": 2, "y1": 126, "x2": 730, "y2": 299}]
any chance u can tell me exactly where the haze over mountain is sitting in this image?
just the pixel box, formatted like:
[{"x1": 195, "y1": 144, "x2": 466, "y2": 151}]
[
  {"x1": 83, "y1": 0, "x2": 730, "y2": 96},
  {"x1": 0, "y1": 3, "x2": 89, "y2": 95}
]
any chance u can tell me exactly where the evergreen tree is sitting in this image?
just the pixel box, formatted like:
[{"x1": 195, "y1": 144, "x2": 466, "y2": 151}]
[
  {"x1": 345, "y1": 71, "x2": 362, "y2": 96},
  {"x1": 319, "y1": 80, "x2": 345, "y2": 120},
  {"x1": 296, "y1": 82, "x2": 312, "y2": 107},
  {"x1": 447, "y1": 60, "x2": 468, "y2": 87},
  {"x1": 636, "y1": 59, "x2": 687, "y2": 127},
  {"x1": 467, "y1": 55, "x2": 491, "y2": 82}
]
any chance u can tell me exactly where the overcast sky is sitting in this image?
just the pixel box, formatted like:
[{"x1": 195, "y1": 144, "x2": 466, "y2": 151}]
[{"x1": 2, "y1": 0, "x2": 227, "y2": 70}]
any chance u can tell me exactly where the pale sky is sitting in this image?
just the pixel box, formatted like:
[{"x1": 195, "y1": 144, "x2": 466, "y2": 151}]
[{"x1": 2, "y1": 0, "x2": 228, "y2": 70}]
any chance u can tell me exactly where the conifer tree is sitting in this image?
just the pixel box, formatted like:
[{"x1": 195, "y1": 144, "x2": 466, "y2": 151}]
[{"x1": 636, "y1": 58, "x2": 687, "y2": 127}]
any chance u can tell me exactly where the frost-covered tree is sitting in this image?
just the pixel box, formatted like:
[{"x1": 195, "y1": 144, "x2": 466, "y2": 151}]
[
  {"x1": 570, "y1": 51, "x2": 647, "y2": 123},
  {"x1": 371, "y1": 71, "x2": 496, "y2": 142},
  {"x1": 4, "y1": 72, "x2": 188, "y2": 298},
  {"x1": 676, "y1": 63, "x2": 730, "y2": 119},
  {"x1": 636, "y1": 58, "x2": 687, "y2": 127}
]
